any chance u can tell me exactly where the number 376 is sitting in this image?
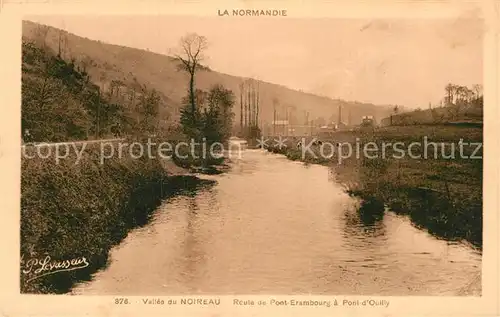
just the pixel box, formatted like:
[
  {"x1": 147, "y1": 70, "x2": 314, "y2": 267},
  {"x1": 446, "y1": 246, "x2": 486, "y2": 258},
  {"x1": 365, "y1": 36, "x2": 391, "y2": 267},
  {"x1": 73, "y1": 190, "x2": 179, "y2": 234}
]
[{"x1": 115, "y1": 298, "x2": 129, "y2": 304}]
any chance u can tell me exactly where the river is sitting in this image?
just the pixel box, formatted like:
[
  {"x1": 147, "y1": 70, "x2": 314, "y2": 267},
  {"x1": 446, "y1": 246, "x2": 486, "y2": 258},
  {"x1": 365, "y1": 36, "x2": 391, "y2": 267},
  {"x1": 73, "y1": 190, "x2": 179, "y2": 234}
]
[{"x1": 73, "y1": 148, "x2": 481, "y2": 296}]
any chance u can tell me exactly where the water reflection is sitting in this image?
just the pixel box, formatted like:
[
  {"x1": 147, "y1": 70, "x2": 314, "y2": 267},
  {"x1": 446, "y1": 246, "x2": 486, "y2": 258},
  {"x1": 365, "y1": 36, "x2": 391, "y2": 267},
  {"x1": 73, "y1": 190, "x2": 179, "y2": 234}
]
[
  {"x1": 164, "y1": 176, "x2": 216, "y2": 200},
  {"x1": 358, "y1": 199, "x2": 385, "y2": 228},
  {"x1": 343, "y1": 199, "x2": 386, "y2": 238},
  {"x1": 74, "y1": 150, "x2": 482, "y2": 296},
  {"x1": 181, "y1": 196, "x2": 201, "y2": 292},
  {"x1": 341, "y1": 198, "x2": 388, "y2": 269}
]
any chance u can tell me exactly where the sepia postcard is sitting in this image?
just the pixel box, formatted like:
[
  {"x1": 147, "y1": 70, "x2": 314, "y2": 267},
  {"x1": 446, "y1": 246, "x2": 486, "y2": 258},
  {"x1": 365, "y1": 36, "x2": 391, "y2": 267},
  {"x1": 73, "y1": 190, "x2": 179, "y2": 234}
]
[{"x1": 0, "y1": 0, "x2": 499, "y2": 316}]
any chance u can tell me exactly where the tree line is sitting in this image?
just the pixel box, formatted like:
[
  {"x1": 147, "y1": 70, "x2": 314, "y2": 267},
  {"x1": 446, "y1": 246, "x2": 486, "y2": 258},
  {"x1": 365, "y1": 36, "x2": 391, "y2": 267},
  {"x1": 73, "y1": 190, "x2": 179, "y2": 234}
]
[
  {"x1": 239, "y1": 79, "x2": 261, "y2": 140},
  {"x1": 444, "y1": 83, "x2": 483, "y2": 106},
  {"x1": 385, "y1": 83, "x2": 483, "y2": 126}
]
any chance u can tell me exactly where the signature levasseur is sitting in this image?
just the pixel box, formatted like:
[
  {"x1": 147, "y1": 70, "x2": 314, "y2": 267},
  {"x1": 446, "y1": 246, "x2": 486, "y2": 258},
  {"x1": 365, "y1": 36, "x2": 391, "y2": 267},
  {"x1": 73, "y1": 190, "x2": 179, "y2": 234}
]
[{"x1": 21, "y1": 255, "x2": 90, "y2": 283}]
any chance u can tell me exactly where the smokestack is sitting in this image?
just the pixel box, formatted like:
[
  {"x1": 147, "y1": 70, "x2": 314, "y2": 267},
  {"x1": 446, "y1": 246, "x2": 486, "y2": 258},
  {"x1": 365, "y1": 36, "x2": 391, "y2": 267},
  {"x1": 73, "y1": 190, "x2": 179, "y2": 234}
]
[{"x1": 338, "y1": 104, "x2": 342, "y2": 125}]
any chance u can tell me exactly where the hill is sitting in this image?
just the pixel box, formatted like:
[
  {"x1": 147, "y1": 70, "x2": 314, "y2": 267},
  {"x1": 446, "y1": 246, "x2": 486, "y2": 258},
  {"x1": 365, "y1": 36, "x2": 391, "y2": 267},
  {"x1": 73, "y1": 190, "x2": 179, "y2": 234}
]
[
  {"x1": 22, "y1": 20, "x2": 396, "y2": 140},
  {"x1": 22, "y1": 38, "x2": 168, "y2": 142}
]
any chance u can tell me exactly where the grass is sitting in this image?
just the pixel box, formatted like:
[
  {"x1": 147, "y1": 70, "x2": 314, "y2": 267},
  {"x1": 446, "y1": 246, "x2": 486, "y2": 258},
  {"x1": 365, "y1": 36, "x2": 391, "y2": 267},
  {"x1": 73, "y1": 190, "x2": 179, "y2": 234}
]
[
  {"x1": 266, "y1": 125, "x2": 483, "y2": 249},
  {"x1": 339, "y1": 155, "x2": 482, "y2": 248},
  {"x1": 20, "y1": 143, "x2": 216, "y2": 294}
]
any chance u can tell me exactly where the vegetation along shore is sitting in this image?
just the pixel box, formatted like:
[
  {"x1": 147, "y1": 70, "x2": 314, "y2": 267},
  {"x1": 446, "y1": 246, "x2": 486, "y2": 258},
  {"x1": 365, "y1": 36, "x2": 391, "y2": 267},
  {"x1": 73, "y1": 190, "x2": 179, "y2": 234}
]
[
  {"x1": 21, "y1": 25, "x2": 233, "y2": 293},
  {"x1": 267, "y1": 118, "x2": 483, "y2": 249}
]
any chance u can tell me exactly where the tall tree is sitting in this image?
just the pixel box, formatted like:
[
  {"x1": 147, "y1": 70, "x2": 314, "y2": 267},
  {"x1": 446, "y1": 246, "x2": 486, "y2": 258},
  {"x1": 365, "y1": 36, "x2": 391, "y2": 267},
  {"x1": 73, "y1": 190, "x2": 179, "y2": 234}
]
[
  {"x1": 247, "y1": 84, "x2": 251, "y2": 130},
  {"x1": 252, "y1": 81, "x2": 256, "y2": 127},
  {"x1": 203, "y1": 84, "x2": 235, "y2": 144},
  {"x1": 256, "y1": 81, "x2": 260, "y2": 129},
  {"x1": 174, "y1": 33, "x2": 208, "y2": 125},
  {"x1": 472, "y1": 84, "x2": 483, "y2": 99},
  {"x1": 244, "y1": 84, "x2": 248, "y2": 129},
  {"x1": 33, "y1": 25, "x2": 49, "y2": 54},
  {"x1": 445, "y1": 83, "x2": 454, "y2": 106},
  {"x1": 239, "y1": 82, "x2": 244, "y2": 133}
]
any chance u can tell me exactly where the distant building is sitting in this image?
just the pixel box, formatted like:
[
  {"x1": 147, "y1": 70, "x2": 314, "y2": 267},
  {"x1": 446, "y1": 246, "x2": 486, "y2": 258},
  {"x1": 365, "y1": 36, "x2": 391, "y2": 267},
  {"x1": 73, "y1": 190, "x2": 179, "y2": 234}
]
[
  {"x1": 272, "y1": 120, "x2": 289, "y2": 126},
  {"x1": 271, "y1": 120, "x2": 289, "y2": 136},
  {"x1": 317, "y1": 124, "x2": 335, "y2": 139},
  {"x1": 361, "y1": 115, "x2": 375, "y2": 127},
  {"x1": 334, "y1": 122, "x2": 348, "y2": 130}
]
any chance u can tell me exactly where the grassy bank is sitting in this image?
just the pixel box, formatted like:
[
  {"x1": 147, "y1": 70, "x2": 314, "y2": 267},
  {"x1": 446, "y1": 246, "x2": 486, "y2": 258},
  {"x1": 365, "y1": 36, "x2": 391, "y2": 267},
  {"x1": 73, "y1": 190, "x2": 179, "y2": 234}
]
[
  {"x1": 267, "y1": 125, "x2": 483, "y2": 248},
  {"x1": 21, "y1": 24, "x2": 233, "y2": 294},
  {"x1": 20, "y1": 142, "x2": 215, "y2": 294}
]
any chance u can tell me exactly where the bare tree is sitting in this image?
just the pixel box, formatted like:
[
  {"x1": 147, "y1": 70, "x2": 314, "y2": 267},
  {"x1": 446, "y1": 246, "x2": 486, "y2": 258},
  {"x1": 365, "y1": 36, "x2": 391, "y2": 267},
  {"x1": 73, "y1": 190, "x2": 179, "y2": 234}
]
[
  {"x1": 57, "y1": 29, "x2": 68, "y2": 58},
  {"x1": 244, "y1": 84, "x2": 248, "y2": 129},
  {"x1": 472, "y1": 84, "x2": 483, "y2": 99},
  {"x1": 79, "y1": 56, "x2": 92, "y2": 72},
  {"x1": 445, "y1": 83, "x2": 455, "y2": 106},
  {"x1": 33, "y1": 25, "x2": 49, "y2": 52},
  {"x1": 239, "y1": 82, "x2": 244, "y2": 133},
  {"x1": 247, "y1": 83, "x2": 251, "y2": 128},
  {"x1": 256, "y1": 81, "x2": 260, "y2": 129},
  {"x1": 174, "y1": 33, "x2": 208, "y2": 121}
]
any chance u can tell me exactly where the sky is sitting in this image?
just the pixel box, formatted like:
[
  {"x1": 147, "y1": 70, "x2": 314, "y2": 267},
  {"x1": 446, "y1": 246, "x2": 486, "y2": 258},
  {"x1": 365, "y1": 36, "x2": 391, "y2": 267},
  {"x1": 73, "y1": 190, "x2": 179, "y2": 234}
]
[{"x1": 26, "y1": 15, "x2": 483, "y2": 108}]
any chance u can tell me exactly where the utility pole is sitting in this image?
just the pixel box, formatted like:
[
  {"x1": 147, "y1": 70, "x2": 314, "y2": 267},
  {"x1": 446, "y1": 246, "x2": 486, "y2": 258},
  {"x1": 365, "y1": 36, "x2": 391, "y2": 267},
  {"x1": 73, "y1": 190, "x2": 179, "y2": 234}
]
[
  {"x1": 305, "y1": 111, "x2": 309, "y2": 136},
  {"x1": 286, "y1": 107, "x2": 290, "y2": 137},
  {"x1": 274, "y1": 109, "x2": 277, "y2": 136},
  {"x1": 283, "y1": 106, "x2": 288, "y2": 137}
]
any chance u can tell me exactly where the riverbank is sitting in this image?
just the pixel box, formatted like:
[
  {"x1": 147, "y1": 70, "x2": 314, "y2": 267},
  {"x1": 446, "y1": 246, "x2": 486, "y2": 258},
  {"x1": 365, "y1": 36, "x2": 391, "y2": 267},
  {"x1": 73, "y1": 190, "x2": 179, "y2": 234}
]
[
  {"x1": 20, "y1": 142, "x2": 219, "y2": 294},
  {"x1": 266, "y1": 125, "x2": 483, "y2": 249},
  {"x1": 71, "y1": 149, "x2": 481, "y2": 296}
]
